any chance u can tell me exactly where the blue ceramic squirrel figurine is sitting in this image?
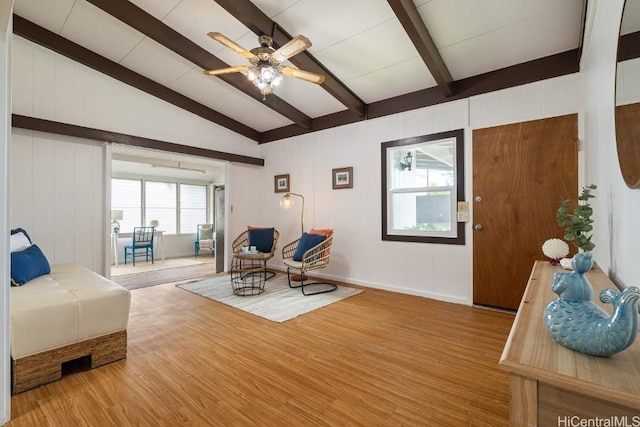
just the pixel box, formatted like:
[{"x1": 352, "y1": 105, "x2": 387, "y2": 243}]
[{"x1": 544, "y1": 252, "x2": 640, "y2": 357}]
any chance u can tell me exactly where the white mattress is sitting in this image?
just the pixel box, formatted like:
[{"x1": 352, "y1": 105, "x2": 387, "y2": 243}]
[{"x1": 10, "y1": 263, "x2": 131, "y2": 359}]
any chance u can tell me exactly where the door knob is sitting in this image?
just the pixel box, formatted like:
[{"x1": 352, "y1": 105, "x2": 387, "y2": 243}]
[
  {"x1": 474, "y1": 224, "x2": 483, "y2": 231},
  {"x1": 474, "y1": 196, "x2": 482, "y2": 203}
]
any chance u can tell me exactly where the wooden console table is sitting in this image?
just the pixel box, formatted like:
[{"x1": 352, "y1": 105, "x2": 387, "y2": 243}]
[{"x1": 500, "y1": 261, "x2": 640, "y2": 426}]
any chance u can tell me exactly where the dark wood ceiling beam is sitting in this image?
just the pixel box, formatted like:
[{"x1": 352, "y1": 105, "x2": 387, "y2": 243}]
[
  {"x1": 259, "y1": 110, "x2": 365, "y2": 143},
  {"x1": 618, "y1": 31, "x2": 640, "y2": 62},
  {"x1": 213, "y1": 0, "x2": 367, "y2": 118},
  {"x1": 13, "y1": 15, "x2": 261, "y2": 141},
  {"x1": 387, "y1": 0, "x2": 454, "y2": 97},
  {"x1": 85, "y1": 0, "x2": 311, "y2": 130},
  {"x1": 12, "y1": 114, "x2": 265, "y2": 166},
  {"x1": 261, "y1": 49, "x2": 580, "y2": 143}
]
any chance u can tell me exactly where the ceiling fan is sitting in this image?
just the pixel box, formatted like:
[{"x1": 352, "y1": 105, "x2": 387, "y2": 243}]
[{"x1": 203, "y1": 32, "x2": 326, "y2": 98}]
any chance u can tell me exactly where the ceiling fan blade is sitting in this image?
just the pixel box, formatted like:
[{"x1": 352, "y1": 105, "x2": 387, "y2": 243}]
[
  {"x1": 281, "y1": 66, "x2": 325, "y2": 85},
  {"x1": 203, "y1": 65, "x2": 249, "y2": 76},
  {"x1": 271, "y1": 35, "x2": 312, "y2": 63},
  {"x1": 207, "y1": 32, "x2": 255, "y2": 60}
]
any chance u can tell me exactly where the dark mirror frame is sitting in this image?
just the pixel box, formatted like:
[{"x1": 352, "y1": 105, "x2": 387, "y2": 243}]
[{"x1": 615, "y1": 0, "x2": 640, "y2": 188}]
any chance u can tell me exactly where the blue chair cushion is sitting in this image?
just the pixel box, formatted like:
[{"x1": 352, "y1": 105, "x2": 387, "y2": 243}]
[
  {"x1": 11, "y1": 244, "x2": 51, "y2": 286},
  {"x1": 293, "y1": 232, "x2": 326, "y2": 262},
  {"x1": 247, "y1": 227, "x2": 275, "y2": 253}
]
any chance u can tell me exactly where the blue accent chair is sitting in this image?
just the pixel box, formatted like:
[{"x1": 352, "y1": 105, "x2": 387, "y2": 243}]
[
  {"x1": 124, "y1": 226, "x2": 155, "y2": 266},
  {"x1": 195, "y1": 224, "x2": 215, "y2": 257}
]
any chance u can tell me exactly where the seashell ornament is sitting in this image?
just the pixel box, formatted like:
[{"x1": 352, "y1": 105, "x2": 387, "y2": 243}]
[{"x1": 542, "y1": 238, "x2": 569, "y2": 265}]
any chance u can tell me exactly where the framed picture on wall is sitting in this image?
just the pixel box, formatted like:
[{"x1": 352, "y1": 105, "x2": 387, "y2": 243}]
[
  {"x1": 332, "y1": 167, "x2": 353, "y2": 189},
  {"x1": 274, "y1": 174, "x2": 290, "y2": 193}
]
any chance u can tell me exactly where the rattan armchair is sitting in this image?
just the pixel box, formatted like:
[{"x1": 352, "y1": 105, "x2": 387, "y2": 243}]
[
  {"x1": 231, "y1": 228, "x2": 279, "y2": 281},
  {"x1": 282, "y1": 233, "x2": 336, "y2": 295}
]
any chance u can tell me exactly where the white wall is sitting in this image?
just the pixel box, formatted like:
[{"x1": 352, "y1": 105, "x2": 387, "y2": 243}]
[
  {"x1": 12, "y1": 36, "x2": 257, "y2": 157},
  {"x1": 226, "y1": 161, "x2": 263, "y2": 269},
  {"x1": 616, "y1": 57, "x2": 640, "y2": 106},
  {"x1": 582, "y1": 0, "x2": 640, "y2": 289},
  {"x1": 10, "y1": 36, "x2": 260, "y2": 275},
  {"x1": 257, "y1": 74, "x2": 580, "y2": 305},
  {"x1": 11, "y1": 129, "x2": 107, "y2": 272},
  {"x1": 0, "y1": 1, "x2": 12, "y2": 423}
]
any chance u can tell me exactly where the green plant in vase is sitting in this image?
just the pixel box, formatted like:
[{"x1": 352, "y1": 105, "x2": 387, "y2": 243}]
[
  {"x1": 555, "y1": 184, "x2": 597, "y2": 253},
  {"x1": 545, "y1": 183, "x2": 640, "y2": 357}
]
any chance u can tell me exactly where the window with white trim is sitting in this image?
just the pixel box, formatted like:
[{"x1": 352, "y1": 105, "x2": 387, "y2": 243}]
[
  {"x1": 112, "y1": 178, "x2": 142, "y2": 233},
  {"x1": 180, "y1": 184, "x2": 207, "y2": 233},
  {"x1": 145, "y1": 181, "x2": 177, "y2": 234},
  {"x1": 112, "y1": 178, "x2": 208, "y2": 234},
  {"x1": 381, "y1": 129, "x2": 465, "y2": 244}
]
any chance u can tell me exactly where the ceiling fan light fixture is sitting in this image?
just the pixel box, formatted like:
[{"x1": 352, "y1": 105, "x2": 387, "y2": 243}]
[
  {"x1": 259, "y1": 64, "x2": 277, "y2": 82},
  {"x1": 206, "y1": 32, "x2": 324, "y2": 98},
  {"x1": 247, "y1": 67, "x2": 259, "y2": 81},
  {"x1": 248, "y1": 63, "x2": 283, "y2": 98}
]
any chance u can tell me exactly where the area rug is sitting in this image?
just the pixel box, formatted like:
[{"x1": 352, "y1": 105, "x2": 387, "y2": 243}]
[
  {"x1": 112, "y1": 262, "x2": 216, "y2": 290},
  {"x1": 177, "y1": 273, "x2": 362, "y2": 322}
]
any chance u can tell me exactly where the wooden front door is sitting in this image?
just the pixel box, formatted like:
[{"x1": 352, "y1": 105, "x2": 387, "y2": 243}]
[{"x1": 472, "y1": 115, "x2": 578, "y2": 310}]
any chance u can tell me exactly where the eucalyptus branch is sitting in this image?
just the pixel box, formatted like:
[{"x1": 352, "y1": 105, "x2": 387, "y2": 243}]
[{"x1": 555, "y1": 184, "x2": 597, "y2": 252}]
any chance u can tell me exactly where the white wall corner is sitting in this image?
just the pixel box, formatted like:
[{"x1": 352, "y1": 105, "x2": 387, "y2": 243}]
[{"x1": 0, "y1": 1, "x2": 14, "y2": 423}]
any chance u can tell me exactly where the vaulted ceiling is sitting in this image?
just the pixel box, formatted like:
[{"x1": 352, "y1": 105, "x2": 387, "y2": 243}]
[{"x1": 13, "y1": 0, "x2": 589, "y2": 145}]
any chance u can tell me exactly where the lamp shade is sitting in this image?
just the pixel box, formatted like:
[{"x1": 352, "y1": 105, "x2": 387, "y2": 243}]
[
  {"x1": 111, "y1": 210, "x2": 123, "y2": 221},
  {"x1": 279, "y1": 192, "x2": 304, "y2": 234},
  {"x1": 279, "y1": 194, "x2": 295, "y2": 209}
]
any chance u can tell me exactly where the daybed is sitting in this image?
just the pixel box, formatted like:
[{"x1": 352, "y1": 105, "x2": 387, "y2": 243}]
[{"x1": 10, "y1": 229, "x2": 131, "y2": 394}]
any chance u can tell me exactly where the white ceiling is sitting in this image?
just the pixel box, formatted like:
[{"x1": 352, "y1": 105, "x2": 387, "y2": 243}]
[
  {"x1": 13, "y1": 0, "x2": 588, "y2": 131},
  {"x1": 622, "y1": 0, "x2": 640, "y2": 35},
  {"x1": 13, "y1": 0, "x2": 591, "y2": 179},
  {"x1": 111, "y1": 144, "x2": 226, "y2": 183}
]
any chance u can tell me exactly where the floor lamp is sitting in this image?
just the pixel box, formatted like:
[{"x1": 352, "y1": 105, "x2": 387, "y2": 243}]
[
  {"x1": 280, "y1": 192, "x2": 305, "y2": 281},
  {"x1": 279, "y1": 192, "x2": 304, "y2": 235}
]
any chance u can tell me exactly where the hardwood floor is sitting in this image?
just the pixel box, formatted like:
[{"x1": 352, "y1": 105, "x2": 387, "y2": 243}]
[{"x1": 8, "y1": 280, "x2": 515, "y2": 426}]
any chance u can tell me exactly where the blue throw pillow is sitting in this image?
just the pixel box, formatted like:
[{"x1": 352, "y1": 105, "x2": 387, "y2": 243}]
[
  {"x1": 293, "y1": 232, "x2": 326, "y2": 262},
  {"x1": 10, "y1": 244, "x2": 51, "y2": 286},
  {"x1": 247, "y1": 227, "x2": 275, "y2": 253}
]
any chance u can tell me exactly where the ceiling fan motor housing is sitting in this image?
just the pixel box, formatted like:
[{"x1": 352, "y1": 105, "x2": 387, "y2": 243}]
[{"x1": 258, "y1": 35, "x2": 273, "y2": 47}]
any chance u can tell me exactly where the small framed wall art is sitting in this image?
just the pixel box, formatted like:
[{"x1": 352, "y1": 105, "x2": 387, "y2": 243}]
[
  {"x1": 332, "y1": 167, "x2": 353, "y2": 189},
  {"x1": 274, "y1": 174, "x2": 290, "y2": 193}
]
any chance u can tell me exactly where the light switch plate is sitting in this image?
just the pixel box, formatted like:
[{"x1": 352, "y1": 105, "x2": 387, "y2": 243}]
[
  {"x1": 457, "y1": 201, "x2": 469, "y2": 212},
  {"x1": 457, "y1": 211, "x2": 469, "y2": 222}
]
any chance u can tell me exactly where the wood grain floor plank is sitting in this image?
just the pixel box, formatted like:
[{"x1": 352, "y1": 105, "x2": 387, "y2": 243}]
[{"x1": 8, "y1": 277, "x2": 514, "y2": 426}]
